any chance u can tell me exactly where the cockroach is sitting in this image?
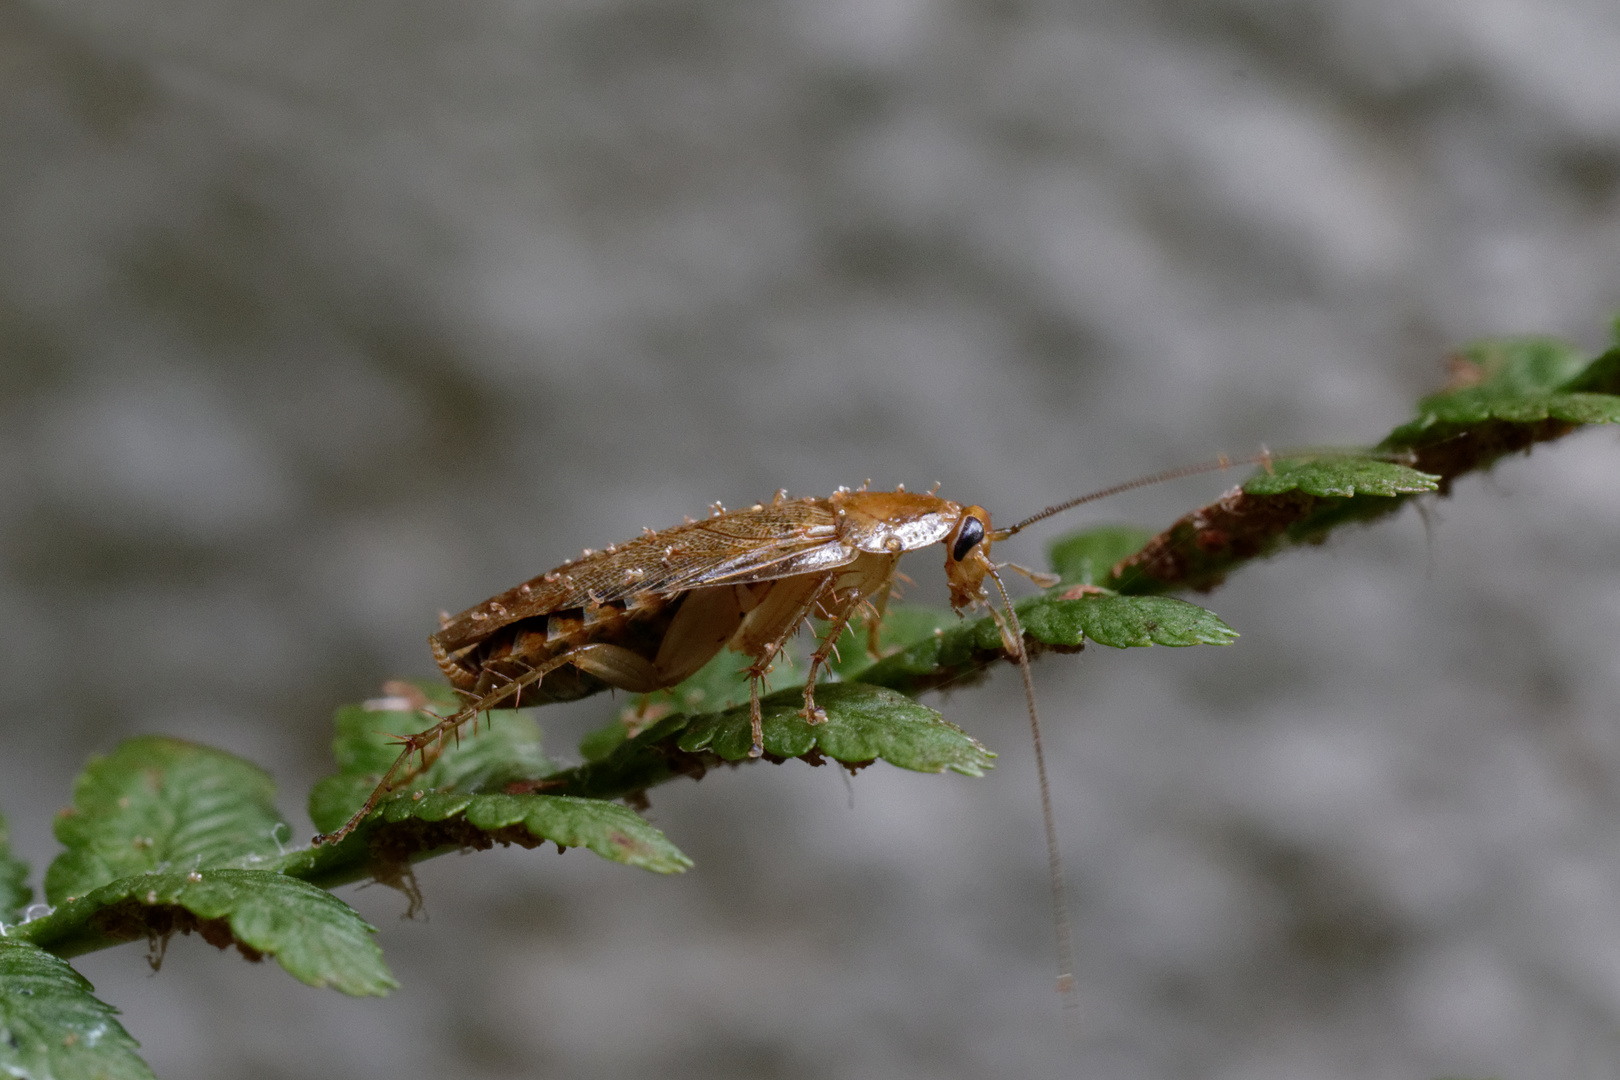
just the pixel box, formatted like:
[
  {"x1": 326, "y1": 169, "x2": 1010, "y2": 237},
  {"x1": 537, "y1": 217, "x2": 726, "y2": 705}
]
[{"x1": 315, "y1": 450, "x2": 1301, "y2": 993}]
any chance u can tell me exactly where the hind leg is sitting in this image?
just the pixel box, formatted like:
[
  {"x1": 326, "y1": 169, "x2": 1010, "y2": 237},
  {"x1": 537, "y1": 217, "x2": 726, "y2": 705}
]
[{"x1": 314, "y1": 643, "x2": 666, "y2": 845}]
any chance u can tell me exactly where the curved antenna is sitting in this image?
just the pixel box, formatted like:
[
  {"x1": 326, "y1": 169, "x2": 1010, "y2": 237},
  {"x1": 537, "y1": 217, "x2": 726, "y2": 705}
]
[
  {"x1": 992, "y1": 446, "x2": 1417, "y2": 540},
  {"x1": 984, "y1": 565, "x2": 1077, "y2": 1005},
  {"x1": 995, "y1": 450, "x2": 1272, "y2": 539}
]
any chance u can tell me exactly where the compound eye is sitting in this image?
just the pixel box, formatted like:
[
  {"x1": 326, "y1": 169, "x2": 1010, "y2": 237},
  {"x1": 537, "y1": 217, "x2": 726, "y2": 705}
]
[{"x1": 951, "y1": 516, "x2": 986, "y2": 562}]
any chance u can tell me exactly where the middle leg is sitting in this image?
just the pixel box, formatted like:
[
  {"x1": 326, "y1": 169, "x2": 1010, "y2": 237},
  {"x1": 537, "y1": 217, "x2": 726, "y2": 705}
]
[
  {"x1": 730, "y1": 572, "x2": 837, "y2": 757},
  {"x1": 798, "y1": 590, "x2": 865, "y2": 724},
  {"x1": 800, "y1": 552, "x2": 902, "y2": 724}
]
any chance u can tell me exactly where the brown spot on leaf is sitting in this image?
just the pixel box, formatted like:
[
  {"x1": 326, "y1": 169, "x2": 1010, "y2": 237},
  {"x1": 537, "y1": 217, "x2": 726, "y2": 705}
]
[{"x1": 91, "y1": 900, "x2": 265, "y2": 969}]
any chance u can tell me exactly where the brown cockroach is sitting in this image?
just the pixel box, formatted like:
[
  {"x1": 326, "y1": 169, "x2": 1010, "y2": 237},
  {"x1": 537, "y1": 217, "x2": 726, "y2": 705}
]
[{"x1": 316, "y1": 451, "x2": 1299, "y2": 992}]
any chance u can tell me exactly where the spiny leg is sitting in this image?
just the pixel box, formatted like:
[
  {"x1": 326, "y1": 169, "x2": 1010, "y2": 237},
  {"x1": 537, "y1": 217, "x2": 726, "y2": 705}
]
[
  {"x1": 747, "y1": 670, "x2": 765, "y2": 759},
  {"x1": 738, "y1": 573, "x2": 835, "y2": 761},
  {"x1": 313, "y1": 650, "x2": 581, "y2": 846},
  {"x1": 863, "y1": 581, "x2": 893, "y2": 662},
  {"x1": 744, "y1": 636, "x2": 793, "y2": 759},
  {"x1": 863, "y1": 599, "x2": 885, "y2": 662},
  {"x1": 798, "y1": 590, "x2": 866, "y2": 725}
]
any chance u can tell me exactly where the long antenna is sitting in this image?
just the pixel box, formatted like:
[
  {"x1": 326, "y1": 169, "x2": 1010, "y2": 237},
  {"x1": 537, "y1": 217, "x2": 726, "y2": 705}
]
[
  {"x1": 977, "y1": 442, "x2": 1423, "y2": 999},
  {"x1": 985, "y1": 565, "x2": 1076, "y2": 1005},
  {"x1": 994, "y1": 445, "x2": 1418, "y2": 539},
  {"x1": 996, "y1": 450, "x2": 1271, "y2": 539}
]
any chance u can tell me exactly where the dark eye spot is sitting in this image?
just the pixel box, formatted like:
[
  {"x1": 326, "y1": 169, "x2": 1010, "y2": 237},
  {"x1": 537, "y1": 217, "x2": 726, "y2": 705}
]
[{"x1": 951, "y1": 516, "x2": 985, "y2": 562}]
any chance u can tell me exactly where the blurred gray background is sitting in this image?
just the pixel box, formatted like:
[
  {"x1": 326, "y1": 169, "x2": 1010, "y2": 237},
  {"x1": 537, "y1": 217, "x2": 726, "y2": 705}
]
[{"x1": 3, "y1": 0, "x2": 1620, "y2": 1076}]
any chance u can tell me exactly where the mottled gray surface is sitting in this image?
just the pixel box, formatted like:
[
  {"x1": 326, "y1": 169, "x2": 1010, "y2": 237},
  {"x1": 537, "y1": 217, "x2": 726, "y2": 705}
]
[{"x1": 3, "y1": 0, "x2": 1620, "y2": 1076}]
